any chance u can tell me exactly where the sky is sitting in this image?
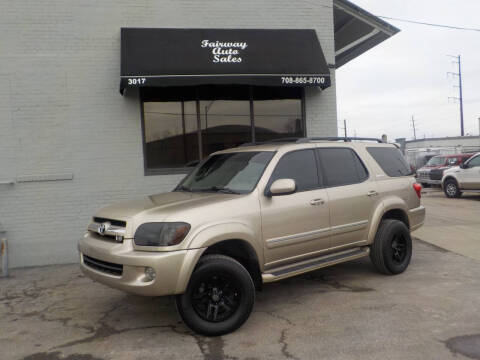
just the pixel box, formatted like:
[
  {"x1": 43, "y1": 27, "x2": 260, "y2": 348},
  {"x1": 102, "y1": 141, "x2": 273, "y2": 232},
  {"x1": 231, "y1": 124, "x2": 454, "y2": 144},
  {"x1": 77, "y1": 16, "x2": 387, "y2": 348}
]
[{"x1": 336, "y1": 0, "x2": 480, "y2": 141}]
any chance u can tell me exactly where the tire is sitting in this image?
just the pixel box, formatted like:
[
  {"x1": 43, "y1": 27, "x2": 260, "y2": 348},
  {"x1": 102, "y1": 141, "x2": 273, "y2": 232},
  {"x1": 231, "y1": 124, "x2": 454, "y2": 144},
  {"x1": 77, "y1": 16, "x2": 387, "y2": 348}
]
[
  {"x1": 370, "y1": 219, "x2": 412, "y2": 275},
  {"x1": 443, "y1": 179, "x2": 462, "y2": 198},
  {"x1": 176, "y1": 254, "x2": 255, "y2": 336}
]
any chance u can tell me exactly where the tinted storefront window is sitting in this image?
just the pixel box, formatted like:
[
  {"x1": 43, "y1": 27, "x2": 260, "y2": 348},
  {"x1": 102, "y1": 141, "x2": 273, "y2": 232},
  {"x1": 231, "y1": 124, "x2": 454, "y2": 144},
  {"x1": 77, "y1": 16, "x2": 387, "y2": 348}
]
[
  {"x1": 254, "y1": 99, "x2": 303, "y2": 142},
  {"x1": 143, "y1": 101, "x2": 198, "y2": 169},
  {"x1": 142, "y1": 85, "x2": 304, "y2": 173}
]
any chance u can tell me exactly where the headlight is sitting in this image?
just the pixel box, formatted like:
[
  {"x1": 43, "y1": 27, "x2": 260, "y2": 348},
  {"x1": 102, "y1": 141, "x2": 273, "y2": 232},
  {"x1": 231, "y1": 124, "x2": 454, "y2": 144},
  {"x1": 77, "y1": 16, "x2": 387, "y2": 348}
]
[{"x1": 134, "y1": 222, "x2": 191, "y2": 247}]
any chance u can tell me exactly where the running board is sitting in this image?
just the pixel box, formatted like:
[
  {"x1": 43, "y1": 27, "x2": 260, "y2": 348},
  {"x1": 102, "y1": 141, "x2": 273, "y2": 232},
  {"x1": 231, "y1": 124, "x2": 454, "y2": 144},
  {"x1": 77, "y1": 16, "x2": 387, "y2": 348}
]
[{"x1": 262, "y1": 247, "x2": 369, "y2": 283}]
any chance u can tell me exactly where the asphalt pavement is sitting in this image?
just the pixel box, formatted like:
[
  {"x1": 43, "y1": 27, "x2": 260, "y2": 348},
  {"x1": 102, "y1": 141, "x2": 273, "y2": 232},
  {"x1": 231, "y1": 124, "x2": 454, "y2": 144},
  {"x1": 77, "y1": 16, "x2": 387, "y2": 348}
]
[
  {"x1": 414, "y1": 188, "x2": 480, "y2": 260},
  {"x1": 1, "y1": 237, "x2": 479, "y2": 360}
]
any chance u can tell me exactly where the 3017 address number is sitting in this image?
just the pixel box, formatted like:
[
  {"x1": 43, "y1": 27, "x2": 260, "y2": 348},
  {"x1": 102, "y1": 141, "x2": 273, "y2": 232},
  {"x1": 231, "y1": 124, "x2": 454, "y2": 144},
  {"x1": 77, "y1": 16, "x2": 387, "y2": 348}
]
[{"x1": 127, "y1": 78, "x2": 146, "y2": 85}]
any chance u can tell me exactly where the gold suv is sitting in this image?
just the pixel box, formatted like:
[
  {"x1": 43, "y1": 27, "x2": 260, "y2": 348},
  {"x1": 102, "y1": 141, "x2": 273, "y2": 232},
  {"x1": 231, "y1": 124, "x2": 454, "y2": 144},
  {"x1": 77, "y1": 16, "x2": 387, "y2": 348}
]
[{"x1": 78, "y1": 137, "x2": 425, "y2": 336}]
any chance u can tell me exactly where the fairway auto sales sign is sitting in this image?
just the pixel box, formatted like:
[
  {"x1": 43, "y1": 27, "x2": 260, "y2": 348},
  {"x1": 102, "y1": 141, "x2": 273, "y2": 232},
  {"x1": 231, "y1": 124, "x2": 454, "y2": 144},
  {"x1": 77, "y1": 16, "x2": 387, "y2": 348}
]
[{"x1": 201, "y1": 40, "x2": 248, "y2": 63}]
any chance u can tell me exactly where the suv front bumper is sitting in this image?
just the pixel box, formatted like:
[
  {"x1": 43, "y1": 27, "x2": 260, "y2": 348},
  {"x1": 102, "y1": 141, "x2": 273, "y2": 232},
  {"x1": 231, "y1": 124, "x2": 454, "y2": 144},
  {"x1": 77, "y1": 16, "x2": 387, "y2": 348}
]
[
  {"x1": 78, "y1": 232, "x2": 205, "y2": 296},
  {"x1": 418, "y1": 179, "x2": 441, "y2": 185}
]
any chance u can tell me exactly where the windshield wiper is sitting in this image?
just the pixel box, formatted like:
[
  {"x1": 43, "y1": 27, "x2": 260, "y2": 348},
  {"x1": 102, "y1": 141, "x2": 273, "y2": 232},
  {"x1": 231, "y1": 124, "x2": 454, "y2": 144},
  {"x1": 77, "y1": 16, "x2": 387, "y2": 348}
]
[
  {"x1": 175, "y1": 185, "x2": 191, "y2": 192},
  {"x1": 197, "y1": 186, "x2": 241, "y2": 194}
]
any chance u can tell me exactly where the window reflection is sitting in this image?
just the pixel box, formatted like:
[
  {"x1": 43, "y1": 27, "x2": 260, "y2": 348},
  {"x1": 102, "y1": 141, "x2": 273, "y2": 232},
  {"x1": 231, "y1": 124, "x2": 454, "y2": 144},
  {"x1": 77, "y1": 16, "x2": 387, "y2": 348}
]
[
  {"x1": 199, "y1": 100, "x2": 251, "y2": 157},
  {"x1": 141, "y1": 86, "x2": 304, "y2": 172},
  {"x1": 143, "y1": 101, "x2": 198, "y2": 168},
  {"x1": 253, "y1": 99, "x2": 303, "y2": 142}
]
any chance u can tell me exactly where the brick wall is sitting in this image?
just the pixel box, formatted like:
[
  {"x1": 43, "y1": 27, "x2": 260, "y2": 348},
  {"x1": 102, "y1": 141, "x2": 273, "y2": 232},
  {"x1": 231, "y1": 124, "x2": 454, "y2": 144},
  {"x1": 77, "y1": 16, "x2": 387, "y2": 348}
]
[{"x1": 0, "y1": 0, "x2": 337, "y2": 267}]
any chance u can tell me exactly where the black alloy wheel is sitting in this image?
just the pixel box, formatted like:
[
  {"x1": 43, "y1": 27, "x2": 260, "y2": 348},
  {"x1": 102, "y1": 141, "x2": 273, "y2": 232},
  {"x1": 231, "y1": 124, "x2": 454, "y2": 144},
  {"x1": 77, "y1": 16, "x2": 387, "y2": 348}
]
[
  {"x1": 176, "y1": 254, "x2": 255, "y2": 336},
  {"x1": 391, "y1": 233, "x2": 408, "y2": 264},
  {"x1": 370, "y1": 219, "x2": 412, "y2": 275},
  {"x1": 191, "y1": 273, "x2": 241, "y2": 323}
]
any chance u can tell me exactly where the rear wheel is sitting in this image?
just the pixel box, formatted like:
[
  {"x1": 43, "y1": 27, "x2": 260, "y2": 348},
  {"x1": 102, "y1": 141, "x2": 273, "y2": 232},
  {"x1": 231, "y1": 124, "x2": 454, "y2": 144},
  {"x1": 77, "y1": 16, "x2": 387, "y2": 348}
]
[
  {"x1": 444, "y1": 179, "x2": 462, "y2": 198},
  {"x1": 370, "y1": 219, "x2": 412, "y2": 275},
  {"x1": 176, "y1": 254, "x2": 255, "y2": 336}
]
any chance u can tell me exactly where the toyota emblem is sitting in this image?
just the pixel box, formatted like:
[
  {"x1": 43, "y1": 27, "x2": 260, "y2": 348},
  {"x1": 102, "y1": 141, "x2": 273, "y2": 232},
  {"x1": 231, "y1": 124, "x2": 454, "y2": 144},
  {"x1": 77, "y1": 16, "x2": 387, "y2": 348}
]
[{"x1": 98, "y1": 222, "x2": 109, "y2": 235}]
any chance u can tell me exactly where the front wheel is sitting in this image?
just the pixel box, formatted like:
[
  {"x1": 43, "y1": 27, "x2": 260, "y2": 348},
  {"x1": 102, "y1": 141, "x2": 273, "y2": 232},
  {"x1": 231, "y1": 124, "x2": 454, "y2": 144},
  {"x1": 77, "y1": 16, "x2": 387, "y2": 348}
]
[
  {"x1": 444, "y1": 179, "x2": 462, "y2": 198},
  {"x1": 176, "y1": 254, "x2": 255, "y2": 336},
  {"x1": 370, "y1": 219, "x2": 412, "y2": 275}
]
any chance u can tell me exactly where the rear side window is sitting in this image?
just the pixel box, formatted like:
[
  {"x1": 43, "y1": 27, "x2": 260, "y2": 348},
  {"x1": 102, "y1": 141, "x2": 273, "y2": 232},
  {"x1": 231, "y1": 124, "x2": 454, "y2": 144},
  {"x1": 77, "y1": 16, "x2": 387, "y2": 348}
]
[
  {"x1": 317, "y1": 148, "x2": 368, "y2": 187},
  {"x1": 269, "y1": 149, "x2": 319, "y2": 192},
  {"x1": 367, "y1": 147, "x2": 412, "y2": 177}
]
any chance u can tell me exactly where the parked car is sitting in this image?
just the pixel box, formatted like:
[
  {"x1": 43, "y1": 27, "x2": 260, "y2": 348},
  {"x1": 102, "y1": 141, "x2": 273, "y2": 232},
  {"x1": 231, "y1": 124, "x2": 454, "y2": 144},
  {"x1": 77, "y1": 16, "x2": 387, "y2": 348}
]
[
  {"x1": 78, "y1": 138, "x2": 425, "y2": 336},
  {"x1": 416, "y1": 154, "x2": 474, "y2": 187},
  {"x1": 442, "y1": 152, "x2": 480, "y2": 198}
]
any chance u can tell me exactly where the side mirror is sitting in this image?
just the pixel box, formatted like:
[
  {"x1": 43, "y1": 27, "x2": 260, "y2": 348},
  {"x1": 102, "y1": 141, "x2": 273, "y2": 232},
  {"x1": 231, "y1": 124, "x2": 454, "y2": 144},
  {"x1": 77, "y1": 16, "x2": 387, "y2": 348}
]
[
  {"x1": 460, "y1": 163, "x2": 468, "y2": 169},
  {"x1": 269, "y1": 179, "x2": 296, "y2": 196}
]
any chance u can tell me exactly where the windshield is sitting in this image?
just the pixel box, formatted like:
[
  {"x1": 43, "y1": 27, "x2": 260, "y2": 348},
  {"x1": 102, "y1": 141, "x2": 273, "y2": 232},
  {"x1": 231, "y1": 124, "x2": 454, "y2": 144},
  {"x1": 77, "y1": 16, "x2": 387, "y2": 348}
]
[
  {"x1": 175, "y1": 151, "x2": 275, "y2": 194},
  {"x1": 426, "y1": 157, "x2": 446, "y2": 166}
]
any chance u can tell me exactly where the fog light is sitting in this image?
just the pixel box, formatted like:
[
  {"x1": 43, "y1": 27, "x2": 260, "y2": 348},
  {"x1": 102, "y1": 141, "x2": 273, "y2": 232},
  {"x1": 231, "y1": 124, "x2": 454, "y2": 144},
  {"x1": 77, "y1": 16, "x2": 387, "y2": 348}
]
[
  {"x1": 115, "y1": 235, "x2": 124, "y2": 242},
  {"x1": 145, "y1": 267, "x2": 156, "y2": 281}
]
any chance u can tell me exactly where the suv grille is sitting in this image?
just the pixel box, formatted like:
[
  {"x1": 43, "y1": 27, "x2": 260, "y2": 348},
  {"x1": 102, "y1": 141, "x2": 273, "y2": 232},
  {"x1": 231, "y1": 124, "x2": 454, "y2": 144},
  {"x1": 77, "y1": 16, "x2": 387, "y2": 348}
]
[
  {"x1": 89, "y1": 218, "x2": 126, "y2": 242},
  {"x1": 417, "y1": 171, "x2": 430, "y2": 180},
  {"x1": 93, "y1": 217, "x2": 126, "y2": 227},
  {"x1": 429, "y1": 169, "x2": 444, "y2": 180},
  {"x1": 83, "y1": 255, "x2": 123, "y2": 276}
]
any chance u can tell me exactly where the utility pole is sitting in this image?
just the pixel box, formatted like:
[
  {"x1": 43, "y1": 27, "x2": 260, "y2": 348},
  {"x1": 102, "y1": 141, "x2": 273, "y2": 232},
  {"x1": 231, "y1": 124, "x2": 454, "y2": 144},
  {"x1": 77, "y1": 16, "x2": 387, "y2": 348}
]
[
  {"x1": 411, "y1": 115, "x2": 417, "y2": 140},
  {"x1": 447, "y1": 55, "x2": 465, "y2": 136},
  {"x1": 343, "y1": 119, "x2": 347, "y2": 139}
]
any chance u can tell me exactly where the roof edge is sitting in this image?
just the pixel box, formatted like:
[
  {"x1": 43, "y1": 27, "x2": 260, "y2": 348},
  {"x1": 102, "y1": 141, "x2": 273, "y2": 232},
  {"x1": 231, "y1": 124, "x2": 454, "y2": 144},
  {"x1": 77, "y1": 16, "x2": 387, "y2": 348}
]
[{"x1": 333, "y1": 0, "x2": 400, "y2": 36}]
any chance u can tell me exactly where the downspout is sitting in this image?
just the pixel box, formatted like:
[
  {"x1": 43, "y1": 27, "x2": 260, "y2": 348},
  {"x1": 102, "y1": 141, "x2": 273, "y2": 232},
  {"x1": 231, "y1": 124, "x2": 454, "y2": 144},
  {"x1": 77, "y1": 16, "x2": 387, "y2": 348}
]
[{"x1": 0, "y1": 222, "x2": 8, "y2": 277}]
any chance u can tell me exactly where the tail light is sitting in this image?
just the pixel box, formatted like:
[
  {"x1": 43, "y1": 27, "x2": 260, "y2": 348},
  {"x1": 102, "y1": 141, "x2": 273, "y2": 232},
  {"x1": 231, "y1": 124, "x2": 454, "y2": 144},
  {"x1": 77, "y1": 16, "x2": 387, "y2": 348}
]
[{"x1": 413, "y1": 183, "x2": 422, "y2": 199}]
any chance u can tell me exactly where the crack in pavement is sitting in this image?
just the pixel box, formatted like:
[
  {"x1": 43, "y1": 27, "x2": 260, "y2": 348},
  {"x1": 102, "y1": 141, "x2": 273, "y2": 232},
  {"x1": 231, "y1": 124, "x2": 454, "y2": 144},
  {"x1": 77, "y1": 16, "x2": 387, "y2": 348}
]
[
  {"x1": 51, "y1": 301, "x2": 188, "y2": 350},
  {"x1": 260, "y1": 310, "x2": 295, "y2": 326},
  {"x1": 279, "y1": 328, "x2": 299, "y2": 360}
]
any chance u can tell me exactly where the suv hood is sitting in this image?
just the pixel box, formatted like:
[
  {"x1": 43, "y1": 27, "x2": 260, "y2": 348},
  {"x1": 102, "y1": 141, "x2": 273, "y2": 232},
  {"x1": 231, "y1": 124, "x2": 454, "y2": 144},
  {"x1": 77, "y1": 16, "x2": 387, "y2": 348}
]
[
  {"x1": 418, "y1": 165, "x2": 444, "y2": 171},
  {"x1": 94, "y1": 191, "x2": 235, "y2": 221},
  {"x1": 443, "y1": 166, "x2": 460, "y2": 175}
]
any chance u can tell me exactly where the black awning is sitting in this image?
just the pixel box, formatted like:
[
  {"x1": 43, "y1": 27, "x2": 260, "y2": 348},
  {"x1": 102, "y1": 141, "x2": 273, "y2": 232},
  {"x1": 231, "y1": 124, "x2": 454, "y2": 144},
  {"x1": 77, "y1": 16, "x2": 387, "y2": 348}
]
[{"x1": 120, "y1": 28, "x2": 331, "y2": 94}]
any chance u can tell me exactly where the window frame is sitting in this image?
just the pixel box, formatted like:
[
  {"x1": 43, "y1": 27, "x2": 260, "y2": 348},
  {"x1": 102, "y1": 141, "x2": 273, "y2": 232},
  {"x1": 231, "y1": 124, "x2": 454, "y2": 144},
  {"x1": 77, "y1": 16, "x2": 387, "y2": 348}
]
[
  {"x1": 264, "y1": 148, "x2": 322, "y2": 196},
  {"x1": 466, "y1": 155, "x2": 480, "y2": 168},
  {"x1": 315, "y1": 147, "x2": 370, "y2": 189},
  {"x1": 140, "y1": 86, "x2": 306, "y2": 175}
]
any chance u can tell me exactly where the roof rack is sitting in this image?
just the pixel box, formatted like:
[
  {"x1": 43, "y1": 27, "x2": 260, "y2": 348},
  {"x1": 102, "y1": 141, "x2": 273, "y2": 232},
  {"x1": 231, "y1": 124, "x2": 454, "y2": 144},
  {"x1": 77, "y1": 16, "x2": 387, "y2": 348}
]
[
  {"x1": 298, "y1": 137, "x2": 384, "y2": 143},
  {"x1": 239, "y1": 137, "x2": 384, "y2": 147}
]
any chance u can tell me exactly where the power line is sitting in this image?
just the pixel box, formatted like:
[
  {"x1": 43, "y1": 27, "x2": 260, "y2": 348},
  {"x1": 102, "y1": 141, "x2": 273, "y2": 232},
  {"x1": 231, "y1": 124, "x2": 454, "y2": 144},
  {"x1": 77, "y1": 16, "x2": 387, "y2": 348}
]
[
  {"x1": 377, "y1": 15, "x2": 480, "y2": 32},
  {"x1": 309, "y1": 0, "x2": 480, "y2": 32}
]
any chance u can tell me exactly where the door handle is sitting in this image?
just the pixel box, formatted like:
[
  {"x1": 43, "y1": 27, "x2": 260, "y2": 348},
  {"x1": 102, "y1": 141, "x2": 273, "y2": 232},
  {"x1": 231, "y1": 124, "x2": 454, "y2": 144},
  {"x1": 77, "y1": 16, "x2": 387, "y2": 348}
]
[
  {"x1": 310, "y1": 198, "x2": 325, "y2": 206},
  {"x1": 367, "y1": 190, "x2": 378, "y2": 197}
]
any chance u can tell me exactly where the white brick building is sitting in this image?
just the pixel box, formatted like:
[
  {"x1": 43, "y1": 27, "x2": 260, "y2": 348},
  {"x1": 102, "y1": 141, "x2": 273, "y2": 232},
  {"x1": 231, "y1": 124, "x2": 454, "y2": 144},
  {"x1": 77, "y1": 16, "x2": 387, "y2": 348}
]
[{"x1": 0, "y1": 0, "x2": 397, "y2": 267}]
